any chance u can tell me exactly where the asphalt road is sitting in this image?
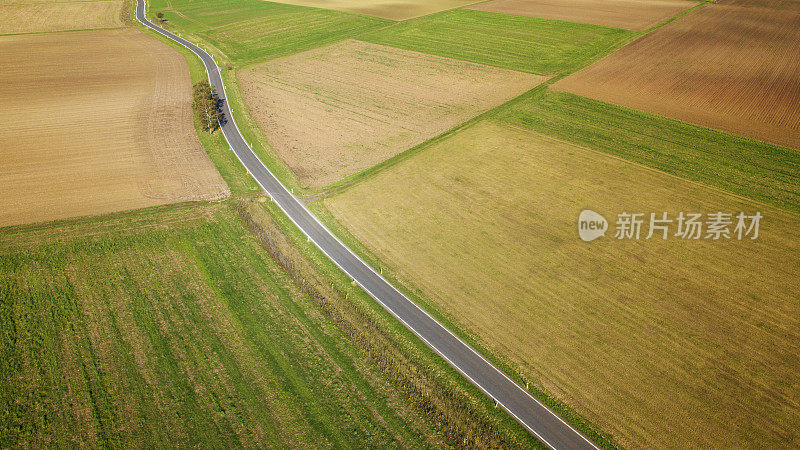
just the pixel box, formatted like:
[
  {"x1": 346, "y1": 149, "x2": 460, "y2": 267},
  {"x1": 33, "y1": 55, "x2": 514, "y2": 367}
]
[{"x1": 135, "y1": 2, "x2": 598, "y2": 448}]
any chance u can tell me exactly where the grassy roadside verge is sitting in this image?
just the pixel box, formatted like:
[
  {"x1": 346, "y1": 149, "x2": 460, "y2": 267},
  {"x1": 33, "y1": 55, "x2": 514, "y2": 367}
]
[
  {"x1": 134, "y1": 4, "x2": 259, "y2": 196},
  {"x1": 243, "y1": 196, "x2": 545, "y2": 448},
  {"x1": 219, "y1": 68, "x2": 306, "y2": 192},
  {"x1": 138, "y1": 0, "x2": 327, "y2": 196}
]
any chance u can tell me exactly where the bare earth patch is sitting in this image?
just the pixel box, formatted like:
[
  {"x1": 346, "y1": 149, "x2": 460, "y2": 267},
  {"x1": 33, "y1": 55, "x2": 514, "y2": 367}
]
[
  {"x1": 552, "y1": 1, "x2": 800, "y2": 149},
  {"x1": 237, "y1": 39, "x2": 544, "y2": 188},
  {"x1": 323, "y1": 120, "x2": 800, "y2": 448},
  {"x1": 466, "y1": 0, "x2": 698, "y2": 30},
  {"x1": 0, "y1": 1, "x2": 124, "y2": 35},
  {"x1": 0, "y1": 29, "x2": 228, "y2": 227},
  {"x1": 261, "y1": 0, "x2": 483, "y2": 20}
]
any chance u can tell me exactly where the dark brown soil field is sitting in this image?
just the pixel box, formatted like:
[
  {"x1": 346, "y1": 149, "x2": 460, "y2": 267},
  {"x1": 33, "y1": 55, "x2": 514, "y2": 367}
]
[{"x1": 553, "y1": 1, "x2": 800, "y2": 149}]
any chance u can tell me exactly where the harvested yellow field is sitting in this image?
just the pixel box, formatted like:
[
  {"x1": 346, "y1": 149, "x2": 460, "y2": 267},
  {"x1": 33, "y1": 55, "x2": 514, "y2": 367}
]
[
  {"x1": 263, "y1": 0, "x2": 482, "y2": 20},
  {"x1": 0, "y1": 29, "x2": 228, "y2": 227},
  {"x1": 553, "y1": 1, "x2": 800, "y2": 149},
  {"x1": 237, "y1": 40, "x2": 544, "y2": 188},
  {"x1": 0, "y1": 1, "x2": 123, "y2": 35},
  {"x1": 323, "y1": 120, "x2": 800, "y2": 447},
  {"x1": 466, "y1": 0, "x2": 698, "y2": 30}
]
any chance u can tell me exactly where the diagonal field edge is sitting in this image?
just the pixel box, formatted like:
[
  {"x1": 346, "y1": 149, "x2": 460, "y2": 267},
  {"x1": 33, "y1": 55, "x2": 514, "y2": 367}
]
[{"x1": 135, "y1": 2, "x2": 598, "y2": 448}]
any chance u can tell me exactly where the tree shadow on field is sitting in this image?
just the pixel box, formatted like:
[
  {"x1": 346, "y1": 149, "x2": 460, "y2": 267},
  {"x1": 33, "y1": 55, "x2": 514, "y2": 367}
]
[{"x1": 216, "y1": 97, "x2": 228, "y2": 127}]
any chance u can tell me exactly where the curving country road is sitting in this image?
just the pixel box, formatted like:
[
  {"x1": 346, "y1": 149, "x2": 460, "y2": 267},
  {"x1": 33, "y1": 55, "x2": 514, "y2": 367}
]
[{"x1": 135, "y1": 2, "x2": 597, "y2": 448}]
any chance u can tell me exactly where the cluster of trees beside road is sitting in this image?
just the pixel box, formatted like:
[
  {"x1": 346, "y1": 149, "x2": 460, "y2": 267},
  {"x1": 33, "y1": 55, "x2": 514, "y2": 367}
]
[{"x1": 192, "y1": 80, "x2": 222, "y2": 132}]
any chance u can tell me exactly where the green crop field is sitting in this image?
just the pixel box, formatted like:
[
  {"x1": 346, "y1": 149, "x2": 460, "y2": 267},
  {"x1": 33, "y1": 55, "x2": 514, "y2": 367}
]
[
  {"x1": 0, "y1": 199, "x2": 540, "y2": 448},
  {"x1": 148, "y1": 0, "x2": 390, "y2": 65},
  {"x1": 0, "y1": 205, "x2": 433, "y2": 447},
  {"x1": 498, "y1": 89, "x2": 800, "y2": 213},
  {"x1": 357, "y1": 9, "x2": 631, "y2": 75}
]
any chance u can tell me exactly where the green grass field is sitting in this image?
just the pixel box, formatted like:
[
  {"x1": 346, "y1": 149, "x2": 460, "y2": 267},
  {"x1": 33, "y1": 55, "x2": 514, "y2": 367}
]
[
  {"x1": 357, "y1": 9, "x2": 631, "y2": 75},
  {"x1": 148, "y1": 0, "x2": 390, "y2": 65},
  {"x1": 0, "y1": 198, "x2": 541, "y2": 448},
  {"x1": 0, "y1": 200, "x2": 543, "y2": 447},
  {"x1": 0, "y1": 204, "x2": 432, "y2": 447},
  {"x1": 497, "y1": 89, "x2": 800, "y2": 213}
]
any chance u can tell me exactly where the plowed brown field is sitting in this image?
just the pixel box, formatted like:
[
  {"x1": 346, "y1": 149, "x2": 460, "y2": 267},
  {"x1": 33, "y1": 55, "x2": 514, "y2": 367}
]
[
  {"x1": 0, "y1": 1, "x2": 124, "y2": 35},
  {"x1": 466, "y1": 0, "x2": 697, "y2": 30},
  {"x1": 725, "y1": 0, "x2": 800, "y2": 9},
  {"x1": 0, "y1": 29, "x2": 228, "y2": 227},
  {"x1": 237, "y1": 40, "x2": 544, "y2": 188},
  {"x1": 552, "y1": 1, "x2": 800, "y2": 149}
]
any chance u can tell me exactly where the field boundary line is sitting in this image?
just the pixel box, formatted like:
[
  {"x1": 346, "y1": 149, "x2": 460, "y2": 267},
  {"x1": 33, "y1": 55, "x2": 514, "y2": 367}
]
[
  {"x1": 314, "y1": 2, "x2": 710, "y2": 198},
  {"x1": 502, "y1": 121, "x2": 799, "y2": 217},
  {"x1": 0, "y1": 25, "x2": 127, "y2": 37}
]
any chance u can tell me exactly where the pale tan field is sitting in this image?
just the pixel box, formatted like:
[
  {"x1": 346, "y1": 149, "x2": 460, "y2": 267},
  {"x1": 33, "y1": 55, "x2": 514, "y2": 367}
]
[
  {"x1": 553, "y1": 1, "x2": 800, "y2": 149},
  {"x1": 237, "y1": 40, "x2": 543, "y2": 188},
  {"x1": 0, "y1": 1, "x2": 123, "y2": 34},
  {"x1": 0, "y1": 29, "x2": 228, "y2": 227},
  {"x1": 0, "y1": 0, "x2": 107, "y2": 3},
  {"x1": 466, "y1": 0, "x2": 697, "y2": 30},
  {"x1": 323, "y1": 120, "x2": 800, "y2": 448},
  {"x1": 262, "y1": 0, "x2": 482, "y2": 20}
]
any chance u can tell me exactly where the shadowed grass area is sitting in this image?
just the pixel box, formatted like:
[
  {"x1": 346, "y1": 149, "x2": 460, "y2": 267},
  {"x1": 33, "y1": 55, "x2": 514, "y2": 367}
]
[{"x1": 357, "y1": 9, "x2": 631, "y2": 75}]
